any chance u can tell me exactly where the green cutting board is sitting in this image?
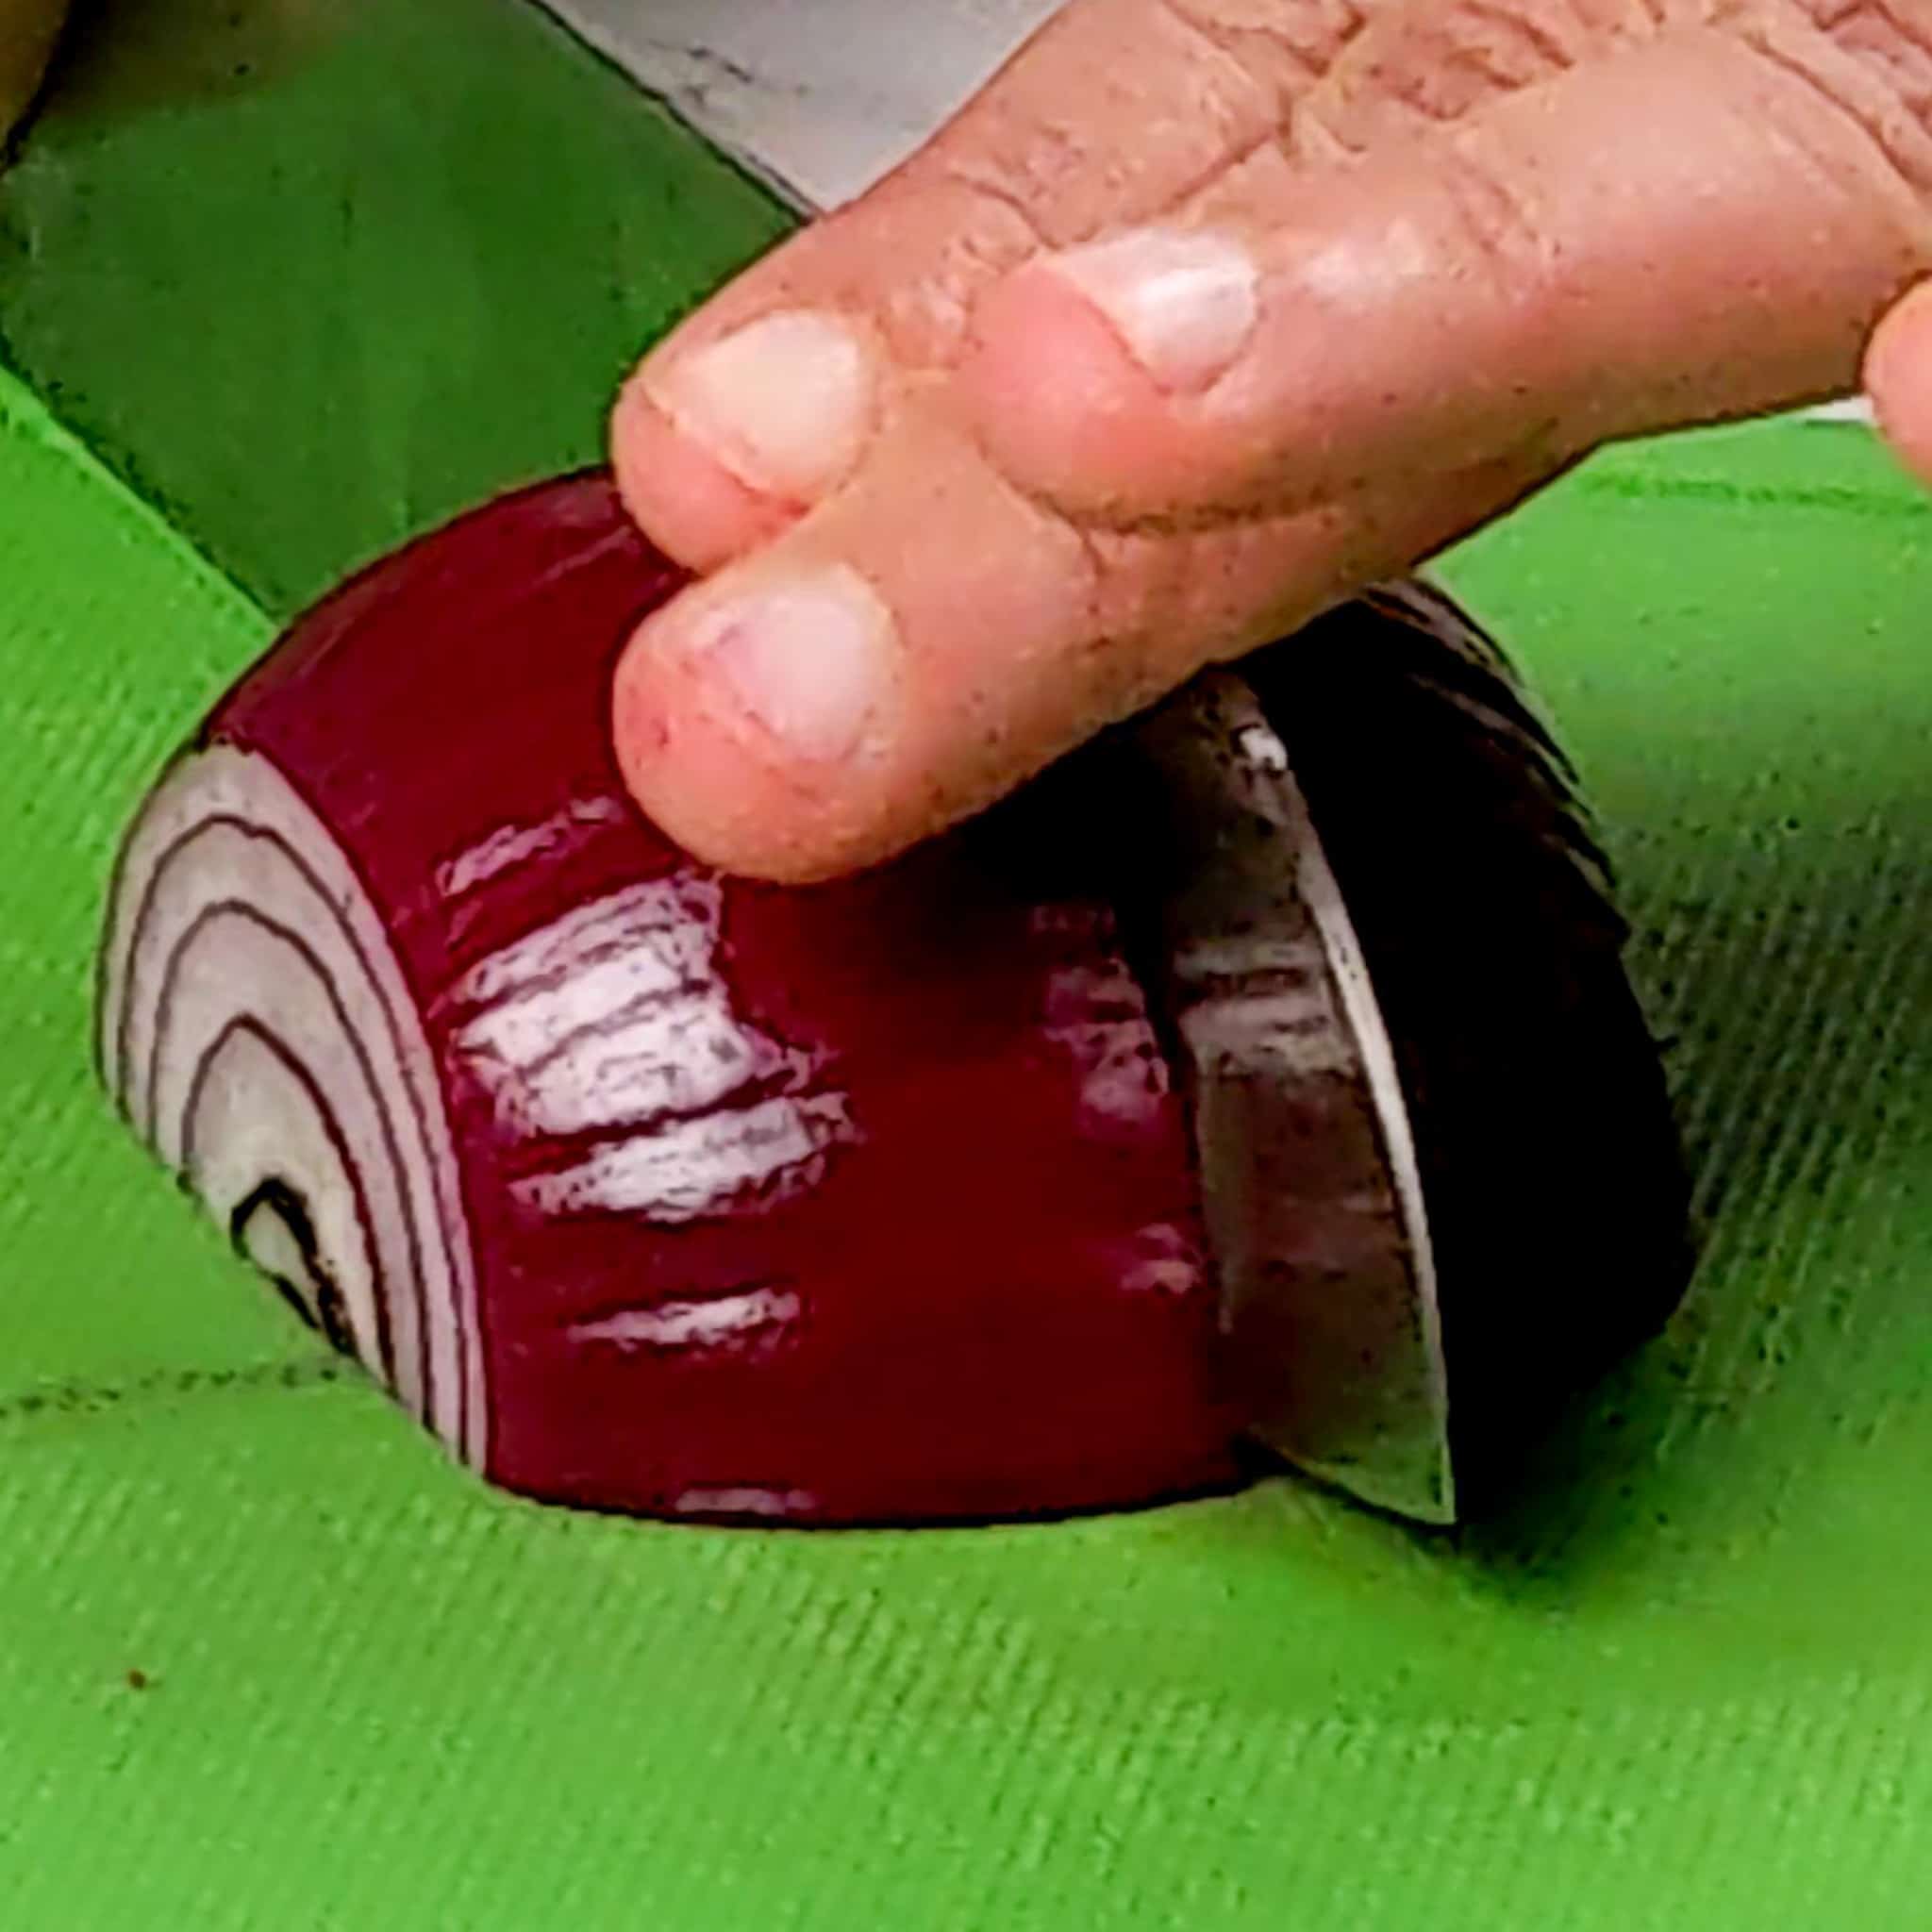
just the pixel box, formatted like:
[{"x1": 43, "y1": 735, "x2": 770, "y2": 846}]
[{"x1": 5, "y1": 4, "x2": 1932, "y2": 1925}]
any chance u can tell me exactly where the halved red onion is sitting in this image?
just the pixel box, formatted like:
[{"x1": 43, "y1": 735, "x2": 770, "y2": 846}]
[{"x1": 97, "y1": 473, "x2": 1689, "y2": 1526}]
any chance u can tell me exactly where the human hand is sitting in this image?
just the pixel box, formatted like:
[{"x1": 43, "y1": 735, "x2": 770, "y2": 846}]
[{"x1": 612, "y1": 0, "x2": 1932, "y2": 883}]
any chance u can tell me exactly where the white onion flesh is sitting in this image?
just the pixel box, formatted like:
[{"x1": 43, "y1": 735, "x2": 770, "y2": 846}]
[{"x1": 98, "y1": 745, "x2": 487, "y2": 1469}]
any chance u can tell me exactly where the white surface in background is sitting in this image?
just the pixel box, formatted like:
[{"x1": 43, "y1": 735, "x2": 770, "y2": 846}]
[
  {"x1": 533, "y1": 0, "x2": 1871, "y2": 425},
  {"x1": 535, "y1": 0, "x2": 1063, "y2": 209}
]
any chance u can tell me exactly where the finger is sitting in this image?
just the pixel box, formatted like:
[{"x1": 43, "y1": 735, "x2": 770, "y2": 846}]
[
  {"x1": 609, "y1": 0, "x2": 1365, "y2": 570},
  {"x1": 1866, "y1": 275, "x2": 1932, "y2": 488},
  {"x1": 961, "y1": 17, "x2": 1932, "y2": 524},
  {"x1": 611, "y1": 404, "x2": 1557, "y2": 884}
]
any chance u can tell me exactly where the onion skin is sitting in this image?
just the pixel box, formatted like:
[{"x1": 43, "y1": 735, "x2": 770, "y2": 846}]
[
  {"x1": 1243, "y1": 584, "x2": 1695, "y2": 1510},
  {"x1": 102, "y1": 471, "x2": 1690, "y2": 1528},
  {"x1": 164, "y1": 473, "x2": 1248, "y2": 1524}
]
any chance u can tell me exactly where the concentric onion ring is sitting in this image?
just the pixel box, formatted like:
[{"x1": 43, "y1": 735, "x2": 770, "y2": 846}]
[{"x1": 98, "y1": 743, "x2": 486, "y2": 1469}]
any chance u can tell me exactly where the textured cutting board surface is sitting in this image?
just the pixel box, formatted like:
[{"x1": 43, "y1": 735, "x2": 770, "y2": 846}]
[
  {"x1": 6, "y1": 4, "x2": 1932, "y2": 1925},
  {"x1": 0, "y1": 0, "x2": 789, "y2": 619}
]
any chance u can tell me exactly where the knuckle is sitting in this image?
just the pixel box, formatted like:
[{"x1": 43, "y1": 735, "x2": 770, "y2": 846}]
[
  {"x1": 1720, "y1": 1, "x2": 1932, "y2": 202},
  {"x1": 923, "y1": 157, "x2": 1066, "y2": 257},
  {"x1": 1157, "y1": 0, "x2": 1371, "y2": 106},
  {"x1": 1431, "y1": 141, "x2": 1558, "y2": 285},
  {"x1": 1306, "y1": 0, "x2": 1664, "y2": 145},
  {"x1": 800, "y1": 175, "x2": 1042, "y2": 367}
]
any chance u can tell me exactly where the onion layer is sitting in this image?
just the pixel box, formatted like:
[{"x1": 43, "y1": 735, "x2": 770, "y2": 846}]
[{"x1": 96, "y1": 473, "x2": 1690, "y2": 1526}]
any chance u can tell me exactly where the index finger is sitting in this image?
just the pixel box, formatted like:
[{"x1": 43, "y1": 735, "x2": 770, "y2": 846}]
[
  {"x1": 610, "y1": 0, "x2": 1368, "y2": 570},
  {"x1": 963, "y1": 12, "x2": 1932, "y2": 523}
]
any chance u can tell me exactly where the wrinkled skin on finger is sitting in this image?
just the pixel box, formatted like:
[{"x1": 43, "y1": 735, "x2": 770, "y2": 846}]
[{"x1": 611, "y1": 0, "x2": 1932, "y2": 884}]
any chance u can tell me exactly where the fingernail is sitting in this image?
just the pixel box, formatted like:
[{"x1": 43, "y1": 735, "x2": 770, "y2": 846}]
[
  {"x1": 677, "y1": 566, "x2": 896, "y2": 765},
  {"x1": 642, "y1": 310, "x2": 875, "y2": 503},
  {"x1": 1043, "y1": 227, "x2": 1257, "y2": 391}
]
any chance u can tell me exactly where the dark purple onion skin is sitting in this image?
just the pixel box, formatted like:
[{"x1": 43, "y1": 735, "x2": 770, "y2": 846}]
[
  {"x1": 161, "y1": 474, "x2": 1691, "y2": 1528},
  {"x1": 204, "y1": 473, "x2": 1251, "y2": 1524},
  {"x1": 1244, "y1": 585, "x2": 1694, "y2": 1512}
]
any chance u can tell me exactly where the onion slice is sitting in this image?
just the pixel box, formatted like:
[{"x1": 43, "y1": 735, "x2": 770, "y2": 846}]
[{"x1": 99, "y1": 742, "x2": 487, "y2": 1468}]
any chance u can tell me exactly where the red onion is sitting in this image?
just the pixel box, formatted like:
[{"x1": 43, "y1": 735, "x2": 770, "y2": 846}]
[{"x1": 97, "y1": 474, "x2": 1688, "y2": 1526}]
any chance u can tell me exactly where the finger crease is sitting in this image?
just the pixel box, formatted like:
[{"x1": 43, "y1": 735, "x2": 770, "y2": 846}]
[
  {"x1": 1155, "y1": 0, "x2": 1353, "y2": 100},
  {"x1": 1819, "y1": 2, "x2": 1932, "y2": 131},
  {"x1": 1435, "y1": 144, "x2": 1557, "y2": 284},
  {"x1": 1284, "y1": 100, "x2": 1380, "y2": 164},
  {"x1": 1455, "y1": 0, "x2": 1587, "y2": 72},
  {"x1": 927, "y1": 163, "x2": 1062, "y2": 256},
  {"x1": 1733, "y1": 14, "x2": 1932, "y2": 194},
  {"x1": 1156, "y1": 118, "x2": 1307, "y2": 219},
  {"x1": 1067, "y1": 521, "x2": 1115, "y2": 640}
]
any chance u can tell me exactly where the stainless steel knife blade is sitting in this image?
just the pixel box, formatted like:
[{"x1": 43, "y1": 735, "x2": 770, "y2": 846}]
[{"x1": 1131, "y1": 674, "x2": 1457, "y2": 1524}]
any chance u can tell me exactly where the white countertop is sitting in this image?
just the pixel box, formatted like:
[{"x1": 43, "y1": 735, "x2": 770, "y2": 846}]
[{"x1": 535, "y1": 0, "x2": 1064, "y2": 210}]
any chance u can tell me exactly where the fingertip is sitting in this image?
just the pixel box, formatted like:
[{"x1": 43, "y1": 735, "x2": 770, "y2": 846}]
[
  {"x1": 610, "y1": 595, "x2": 902, "y2": 887},
  {"x1": 610, "y1": 380, "x2": 800, "y2": 573},
  {"x1": 611, "y1": 625, "x2": 796, "y2": 881},
  {"x1": 1865, "y1": 280, "x2": 1932, "y2": 491}
]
